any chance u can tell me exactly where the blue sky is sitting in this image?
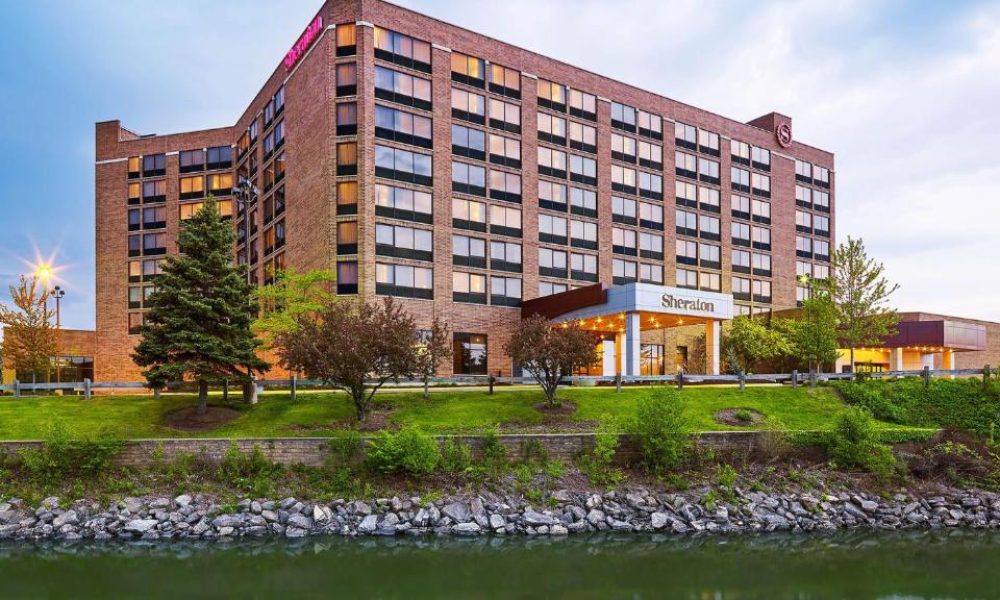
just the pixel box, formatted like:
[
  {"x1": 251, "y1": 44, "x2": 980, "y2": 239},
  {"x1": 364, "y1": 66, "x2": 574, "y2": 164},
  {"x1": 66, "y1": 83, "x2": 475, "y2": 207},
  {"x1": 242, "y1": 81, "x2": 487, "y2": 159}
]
[{"x1": 1, "y1": 0, "x2": 998, "y2": 329}]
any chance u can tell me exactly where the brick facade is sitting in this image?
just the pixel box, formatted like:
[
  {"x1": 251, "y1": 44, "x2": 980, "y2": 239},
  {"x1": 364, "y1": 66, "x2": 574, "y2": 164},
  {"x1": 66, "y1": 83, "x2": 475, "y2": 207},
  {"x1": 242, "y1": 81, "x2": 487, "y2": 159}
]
[{"x1": 94, "y1": 0, "x2": 837, "y2": 382}]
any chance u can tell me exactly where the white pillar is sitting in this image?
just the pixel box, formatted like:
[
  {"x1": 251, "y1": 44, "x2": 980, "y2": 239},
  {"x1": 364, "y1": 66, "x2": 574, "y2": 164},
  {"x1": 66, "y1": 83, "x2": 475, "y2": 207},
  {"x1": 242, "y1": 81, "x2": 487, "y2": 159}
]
[
  {"x1": 705, "y1": 320, "x2": 721, "y2": 375},
  {"x1": 602, "y1": 340, "x2": 616, "y2": 377},
  {"x1": 943, "y1": 349, "x2": 955, "y2": 370},
  {"x1": 890, "y1": 348, "x2": 904, "y2": 371},
  {"x1": 624, "y1": 312, "x2": 641, "y2": 377}
]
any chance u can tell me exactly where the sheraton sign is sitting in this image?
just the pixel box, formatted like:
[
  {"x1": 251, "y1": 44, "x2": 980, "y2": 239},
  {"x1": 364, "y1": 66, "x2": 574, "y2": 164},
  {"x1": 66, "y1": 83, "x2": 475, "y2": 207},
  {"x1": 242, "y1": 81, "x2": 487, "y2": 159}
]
[
  {"x1": 661, "y1": 294, "x2": 715, "y2": 313},
  {"x1": 283, "y1": 15, "x2": 324, "y2": 71}
]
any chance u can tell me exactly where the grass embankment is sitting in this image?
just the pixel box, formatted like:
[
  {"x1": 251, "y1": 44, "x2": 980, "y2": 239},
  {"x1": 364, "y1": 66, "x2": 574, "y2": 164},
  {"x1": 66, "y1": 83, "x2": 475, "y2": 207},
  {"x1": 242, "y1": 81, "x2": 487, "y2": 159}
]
[{"x1": 0, "y1": 385, "x2": 932, "y2": 441}]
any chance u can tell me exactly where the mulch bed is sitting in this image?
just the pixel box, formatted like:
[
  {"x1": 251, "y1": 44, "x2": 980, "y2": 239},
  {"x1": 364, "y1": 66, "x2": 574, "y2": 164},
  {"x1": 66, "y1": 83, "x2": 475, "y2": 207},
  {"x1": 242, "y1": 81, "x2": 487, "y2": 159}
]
[
  {"x1": 164, "y1": 405, "x2": 242, "y2": 432},
  {"x1": 714, "y1": 408, "x2": 766, "y2": 427},
  {"x1": 533, "y1": 401, "x2": 578, "y2": 416}
]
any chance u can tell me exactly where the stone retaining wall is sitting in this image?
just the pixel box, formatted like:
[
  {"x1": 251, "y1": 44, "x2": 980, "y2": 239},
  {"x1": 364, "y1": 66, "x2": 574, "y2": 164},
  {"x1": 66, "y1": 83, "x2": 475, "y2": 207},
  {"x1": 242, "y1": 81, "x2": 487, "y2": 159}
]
[{"x1": 0, "y1": 431, "x2": 774, "y2": 468}]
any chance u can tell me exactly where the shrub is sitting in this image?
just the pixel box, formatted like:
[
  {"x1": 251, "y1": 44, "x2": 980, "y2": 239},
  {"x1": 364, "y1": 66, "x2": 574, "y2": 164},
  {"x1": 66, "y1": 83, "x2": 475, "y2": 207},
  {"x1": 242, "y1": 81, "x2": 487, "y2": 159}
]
[
  {"x1": 479, "y1": 427, "x2": 508, "y2": 473},
  {"x1": 631, "y1": 388, "x2": 690, "y2": 473},
  {"x1": 579, "y1": 415, "x2": 623, "y2": 487},
  {"x1": 440, "y1": 438, "x2": 473, "y2": 474},
  {"x1": 18, "y1": 422, "x2": 124, "y2": 484},
  {"x1": 827, "y1": 407, "x2": 896, "y2": 482},
  {"x1": 734, "y1": 409, "x2": 754, "y2": 424},
  {"x1": 329, "y1": 431, "x2": 363, "y2": 467},
  {"x1": 218, "y1": 443, "x2": 281, "y2": 495},
  {"x1": 756, "y1": 418, "x2": 791, "y2": 462},
  {"x1": 365, "y1": 427, "x2": 440, "y2": 475}
]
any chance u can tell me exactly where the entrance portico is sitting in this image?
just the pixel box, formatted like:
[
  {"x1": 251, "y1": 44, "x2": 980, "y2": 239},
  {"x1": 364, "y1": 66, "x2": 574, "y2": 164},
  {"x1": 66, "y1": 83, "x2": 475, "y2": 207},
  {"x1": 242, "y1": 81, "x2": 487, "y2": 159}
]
[{"x1": 521, "y1": 283, "x2": 734, "y2": 376}]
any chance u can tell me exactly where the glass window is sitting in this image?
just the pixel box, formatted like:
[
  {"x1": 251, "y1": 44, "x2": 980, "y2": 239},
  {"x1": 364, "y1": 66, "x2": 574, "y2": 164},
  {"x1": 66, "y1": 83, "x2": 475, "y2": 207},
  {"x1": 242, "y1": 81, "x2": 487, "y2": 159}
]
[
  {"x1": 451, "y1": 51, "x2": 485, "y2": 81},
  {"x1": 453, "y1": 333, "x2": 487, "y2": 375}
]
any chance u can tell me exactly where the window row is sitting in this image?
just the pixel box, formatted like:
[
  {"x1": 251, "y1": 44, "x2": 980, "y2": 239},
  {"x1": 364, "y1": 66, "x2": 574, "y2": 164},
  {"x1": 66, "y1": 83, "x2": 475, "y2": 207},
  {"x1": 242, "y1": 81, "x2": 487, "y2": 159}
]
[
  {"x1": 452, "y1": 271, "x2": 522, "y2": 305},
  {"x1": 613, "y1": 259, "x2": 664, "y2": 285},
  {"x1": 178, "y1": 146, "x2": 233, "y2": 173},
  {"x1": 451, "y1": 89, "x2": 521, "y2": 132}
]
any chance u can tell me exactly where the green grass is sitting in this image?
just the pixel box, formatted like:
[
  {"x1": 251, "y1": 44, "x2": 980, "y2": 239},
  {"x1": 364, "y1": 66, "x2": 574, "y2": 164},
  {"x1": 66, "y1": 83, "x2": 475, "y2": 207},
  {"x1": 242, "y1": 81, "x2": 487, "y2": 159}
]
[{"x1": 0, "y1": 385, "x2": 934, "y2": 441}]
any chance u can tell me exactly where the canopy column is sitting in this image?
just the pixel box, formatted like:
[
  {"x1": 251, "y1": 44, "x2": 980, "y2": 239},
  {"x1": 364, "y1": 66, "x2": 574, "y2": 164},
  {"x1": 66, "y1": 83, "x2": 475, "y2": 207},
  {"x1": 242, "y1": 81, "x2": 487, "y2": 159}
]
[{"x1": 705, "y1": 319, "x2": 721, "y2": 375}]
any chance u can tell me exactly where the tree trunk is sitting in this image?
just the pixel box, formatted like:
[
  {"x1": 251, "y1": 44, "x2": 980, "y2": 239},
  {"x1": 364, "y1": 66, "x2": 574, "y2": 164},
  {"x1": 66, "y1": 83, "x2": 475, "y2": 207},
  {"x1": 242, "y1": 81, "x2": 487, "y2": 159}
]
[
  {"x1": 423, "y1": 375, "x2": 429, "y2": 400},
  {"x1": 354, "y1": 391, "x2": 367, "y2": 422},
  {"x1": 849, "y1": 345, "x2": 856, "y2": 375},
  {"x1": 197, "y1": 380, "x2": 208, "y2": 416}
]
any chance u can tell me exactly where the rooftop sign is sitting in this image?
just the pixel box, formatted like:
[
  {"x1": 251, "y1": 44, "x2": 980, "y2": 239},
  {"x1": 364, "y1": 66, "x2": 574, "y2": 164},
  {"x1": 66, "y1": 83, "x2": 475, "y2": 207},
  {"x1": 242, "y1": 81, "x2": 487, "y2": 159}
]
[{"x1": 283, "y1": 15, "x2": 324, "y2": 71}]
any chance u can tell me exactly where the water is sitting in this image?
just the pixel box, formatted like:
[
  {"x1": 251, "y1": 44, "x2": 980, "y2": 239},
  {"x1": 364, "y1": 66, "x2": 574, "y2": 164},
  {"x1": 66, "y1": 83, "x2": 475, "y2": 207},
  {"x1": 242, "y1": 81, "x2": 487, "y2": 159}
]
[{"x1": 1, "y1": 530, "x2": 998, "y2": 599}]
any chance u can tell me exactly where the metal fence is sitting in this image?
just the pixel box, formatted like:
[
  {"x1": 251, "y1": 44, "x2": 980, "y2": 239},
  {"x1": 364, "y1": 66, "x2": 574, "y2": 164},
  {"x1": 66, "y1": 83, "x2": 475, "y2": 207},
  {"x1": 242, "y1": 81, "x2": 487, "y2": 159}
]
[{"x1": 0, "y1": 365, "x2": 994, "y2": 399}]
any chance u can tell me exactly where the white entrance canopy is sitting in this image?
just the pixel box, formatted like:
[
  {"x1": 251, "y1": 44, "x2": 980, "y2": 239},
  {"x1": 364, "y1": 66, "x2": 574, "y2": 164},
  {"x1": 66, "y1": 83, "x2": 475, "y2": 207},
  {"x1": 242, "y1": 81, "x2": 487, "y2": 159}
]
[{"x1": 523, "y1": 283, "x2": 734, "y2": 375}]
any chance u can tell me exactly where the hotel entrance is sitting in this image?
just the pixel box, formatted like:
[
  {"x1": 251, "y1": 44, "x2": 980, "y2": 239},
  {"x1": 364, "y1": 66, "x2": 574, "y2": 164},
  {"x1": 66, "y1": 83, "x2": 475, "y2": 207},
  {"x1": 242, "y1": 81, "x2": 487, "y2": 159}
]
[{"x1": 522, "y1": 283, "x2": 734, "y2": 376}]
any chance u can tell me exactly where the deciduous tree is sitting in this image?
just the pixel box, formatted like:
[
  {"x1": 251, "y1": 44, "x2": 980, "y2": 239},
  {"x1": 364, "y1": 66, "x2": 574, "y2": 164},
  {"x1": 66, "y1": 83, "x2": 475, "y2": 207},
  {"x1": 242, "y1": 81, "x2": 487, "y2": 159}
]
[
  {"x1": 415, "y1": 316, "x2": 450, "y2": 400},
  {"x1": 774, "y1": 286, "x2": 840, "y2": 377},
  {"x1": 726, "y1": 315, "x2": 793, "y2": 374},
  {"x1": 252, "y1": 268, "x2": 334, "y2": 347},
  {"x1": 0, "y1": 275, "x2": 56, "y2": 381},
  {"x1": 505, "y1": 316, "x2": 596, "y2": 407},
  {"x1": 825, "y1": 237, "x2": 899, "y2": 373},
  {"x1": 132, "y1": 200, "x2": 269, "y2": 415},
  {"x1": 276, "y1": 297, "x2": 419, "y2": 422}
]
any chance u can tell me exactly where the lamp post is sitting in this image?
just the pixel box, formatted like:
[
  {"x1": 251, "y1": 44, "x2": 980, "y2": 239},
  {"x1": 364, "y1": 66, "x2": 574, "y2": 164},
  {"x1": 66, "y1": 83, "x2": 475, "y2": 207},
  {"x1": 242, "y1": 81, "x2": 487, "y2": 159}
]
[
  {"x1": 51, "y1": 286, "x2": 65, "y2": 385},
  {"x1": 231, "y1": 179, "x2": 259, "y2": 286}
]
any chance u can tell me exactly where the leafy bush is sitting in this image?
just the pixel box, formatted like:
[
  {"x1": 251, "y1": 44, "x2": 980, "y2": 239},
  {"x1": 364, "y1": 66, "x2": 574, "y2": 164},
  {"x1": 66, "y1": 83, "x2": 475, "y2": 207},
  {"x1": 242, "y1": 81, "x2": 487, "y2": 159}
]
[
  {"x1": 439, "y1": 438, "x2": 473, "y2": 474},
  {"x1": 18, "y1": 423, "x2": 124, "y2": 484},
  {"x1": 827, "y1": 407, "x2": 896, "y2": 482},
  {"x1": 734, "y1": 409, "x2": 754, "y2": 424},
  {"x1": 329, "y1": 431, "x2": 363, "y2": 467},
  {"x1": 631, "y1": 388, "x2": 690, "y2": 473},
  {"x1": 365, "y1": 427, "x2": 440, "y2": 475},
  {"x1": 579, "y1": 415, "x2": 623, "y2": 487},
  {"x1": 757, "y1": 417, "x2": 791, "y2": 462},
  {"x1": 218, "y1": 442, "x2": 281, "y2": 495},
  {"x1": 479, "y1": 427, "x2": 508, "y2": 473},
  {"x1": 834, "y1": 378, "x2": 1000, "y2": 437}
]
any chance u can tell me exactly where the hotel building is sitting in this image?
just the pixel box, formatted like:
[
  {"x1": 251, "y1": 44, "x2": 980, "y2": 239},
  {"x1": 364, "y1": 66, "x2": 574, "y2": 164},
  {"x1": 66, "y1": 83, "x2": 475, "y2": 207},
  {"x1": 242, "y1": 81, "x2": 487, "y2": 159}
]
[{"x1": 94, "y1": 0, "x2": 838, "y2": 382}]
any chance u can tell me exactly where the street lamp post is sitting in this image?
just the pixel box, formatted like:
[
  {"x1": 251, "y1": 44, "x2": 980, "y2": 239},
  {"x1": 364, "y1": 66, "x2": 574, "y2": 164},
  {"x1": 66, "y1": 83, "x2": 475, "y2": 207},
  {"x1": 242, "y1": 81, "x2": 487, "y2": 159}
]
[
  {"x1": 231, "y1": 179, "x2": 259, "y2": 286},
  {"x1": 51, "y1": 286, "x2": 65, "y2": 385}
]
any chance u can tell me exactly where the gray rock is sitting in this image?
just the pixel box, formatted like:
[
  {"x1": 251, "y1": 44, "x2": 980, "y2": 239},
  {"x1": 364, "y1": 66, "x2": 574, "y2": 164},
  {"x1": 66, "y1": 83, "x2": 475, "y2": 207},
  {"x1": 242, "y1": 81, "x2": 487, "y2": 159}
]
[
  {"x1": 174, "y1": 495, "x2": 193, "y2": 508},
  {"x1": 489, "y1": 514, "x2": 506, "y2": 530},
  {"x1": 53, "y1": 511, "x2": 79, "y2": 528},
  {"x1": 452, "y1": 522, "x2": 481, "y2": 535},
  {"x1": 381, "y1": 513, "x2": 400, "y2": 528},
  {"x1": 442, "y1": 502, "x2": 471, "y2": 523},
  {"x1": 523, "y1": 509, "x2": 557, "y2": 526},
  {"x1": 286, "y1": 514, "x2": 313, "y2": 530},
  {"x1": 586, "y1": 509, "x2": 606, "y2": 526},
  {"x1": 650, "y1": 512, "x2": 670, "y2": 530},
  {"x1": 358, "y1": 515, "x2": 378, "y2": 534},
  {"x1": 312, "y1": 505, "x2": 332, "y2": 523},
  {"x1": 212, "y1": 514, "x2": 243, "y2": 529},
  {"x1": 550, "y1": 524, "x2": 568, "y2": 536},
  {"x1": 124, "y1": 519, "x2": 159, "y2": 534}
]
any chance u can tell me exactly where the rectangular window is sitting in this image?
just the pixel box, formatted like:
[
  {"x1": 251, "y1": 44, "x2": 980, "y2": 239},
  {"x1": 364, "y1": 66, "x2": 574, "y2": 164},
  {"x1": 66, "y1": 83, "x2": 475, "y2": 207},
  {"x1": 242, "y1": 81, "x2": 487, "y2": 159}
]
[
  {"x1": 698, "y1": 157, "x2": 720, "y2": 184},
  {"x1": 142, "y1": 205, "x2": 166, "y2": 229},
  {"x1": 612, "y1": 196, "x2": 637, "y2": 225},
  {"x1": 451, "y1": 51, "x2": 485, "y2": 87},
  {"x1": 570, "y1": 252, "x2": 598, "y2": 282},
  {"x1": 336, "y1": 62, "x2": 358, "y2": 96},
  {"x1": 142, "y1": 180, "x2": 166, "y2": 203},
  {"x1": 675, "y1": 181, "x2": 697, "y2": 208},
  {"x1": 569, "y1": 154, "x2": 597, "y2": 185},
  {"x1": 698, "y1": 129, "x2": 720, "y2": 155},
  {"x1": 207, "y1": 173, "x2": 233, "y2": 195},
  {"x1": 336, "y1": 142, "x2": 358, "y2": 176},
  {"x1": 375, "y1": 262, "x2": 434, "y2": 299},
  {"x1": 611, "y1": 101, "x2": 636, "y2": 132},
  {"x1": 490, "y1": 240, "x2": 522, "y2": 273},
  {"x1": 732, "y1": 194, "x2": 751, "y2": 219},
  {"x1": 698, "y1": 186, "x2": 720, "y2": 212},
  {"x1": 375, "y1": 66, "x2": 432, "y2": 110},
  {"x1": 538, "y1": 214, "x2": 568, "y2": 245},
  {"x1": 751, "y1": 172, "x2": 771, "y2": 197},
  {"x1": 489, "y1": 63, "x2": 521, "y2": 98},
  {"x1": 336, "y1": 103, "x2": 357, "y2": 135},
  {"x1": 537, "y1": 79, "x2": 567, "y2": 111},
  {"x1": 451, "y1": 88, "x2": 486, "y2": 124},
  {"x1": 732, "y1": 222, "x2": 751, "y2": 246},
  {"x1": 452, "y1": 124, "x2": 486, "y2": 161},
  {"x1": 796, "y1": 209, "x2": 813, "y2": 232},
  {"x1": 489, "y1": 169, "x2": 522, "y2": 203},
  {"x1": 375, "y1": 183, "x2": 432, "y2": 223},
  {"x1": 732, "y1": 249, "x2": 751, "y2": 273},
  {"x1": 375, "y1": 223, "x2": 433, "y2": 261},
  {"x1": 569, "y1": 187, "x2": 597, "y2": 218},
  {"x1": 639, "y1": 231, "x2": 663, "y2": 259},
  {"x1": 142, "y1": 232, "x2": 166, "y2": 256},
  {"x1": 538, "y1": 180, "x2": 568, "y2": 212},
  {"x1": 375, "y1": 145, "x2": 433, "y2": 186},
  {"x1": 613, "y1": 258, "x2": 638, "y2": 284},
  {"x1": 489, "y1": 98, "x2": 521, "y2": 133},
  {"x1": 127, "y1": 156, "x2": 141, "y2": 178},
  {"x1": 732, "y1": 276, "x2": 751, "y2": 300},
  {"x1": 751, "y1": 198, "x2": 771, "y2": 223},
  {"x1": 569, "y1": 121, "x2": 597, "y2": 154},
  {"x1": 489, "y1": 133, "x2": 521, "y2": 168},
  {"x1": 374, "y1": 105, "x2": 432, "y2": 148},
  {"x1": 796, "y1": 159, "x2": 813, "y2": 180},
  {"x1": 612, "y1": 165, "x2": 636, "y2": 194},
  {"x1": 337, "y1": 181, "x2": 359, "y2": 215},
  {"x1": 752, "y1": 252, "x2": 771, "y2": 276},
  {"x1": 453, "y1": 271, "x2": 487, "y2": 304},
  {"x1": 490, "y1": 276, "x2": 522, "y2": 306},
  {"x1": 731, "y1": 140, "x2": 751, "y2": 166},
  {"x1": 752, "y1": 226, "x2": 771, "y2": 250},
  {"x1": 639, "y1": 171, "x2": 662, "y2": 200},
  {"x1": 611, "y1": 133, "x2": 636, "y2": 163},
  {"x1": 537, "y1": 113, "x2": 567, "y2": 145},
  {"x1": 452, "y1": 333, "x2": 487, "y2": 375},
  {"x1": 374, "y1": 27, "x2": 432, "y2": 73},
  {"x1": 179, "y1": 175, "x2": 204, "y2": 200},
  {"x1": 699, "y1": 243, "x2": 721, "y2": 269},
  {"x1": 731, "y1": 167, "x2": 751, "y2": 192},
  {"x1": 337, "y1": 261, "x2": 358, "y2": 294},
  {"x1": 452, "y1": 161, "x2": 487, "y2": 196},
  {"x1": 815, "y1": 166, "x2": 830, "y2": 185},
  {"x1": 142, "y1": 154, "x2": 166, "y2": 177},
  {"x1": 638, "y1": 140, "x2": 662, "y2": 170},
  {"x1": 538, "y1": 247, "x2": 568, "y2": 278},
  {"x1": 452, "y1": 198, "x2": 487, "y2": 232},
  {"x1": 489, "y1": 204, "x2": 522, "y2": 237},
  {"x1": 568, "y1": 89, "x2": 597, "y2": 121},
  {"x1": 753, "y1": 279, "x2": 772, "y2": 303},
  {"x1": 336, "y1": 221, "x2": 359, "y2": 255},
  {"x1": 570, "y1": 219, "x2": 597, "y2": 250},
  {"x1": 179, "y1": 149, "x2": 204, "y2": 173},
  {"x1": 699, "y1": 271, "x2": 721, "y2": 292},
  {"x1": 676, "y1": 240, "x2": 698, "y2": 266},
  {"x1": 751, "y1": 146, "x2": 770, "y2": 170},
  {"x1": 676, "y1": 267, "x2": 697, "y2": 289},
  {"x1": 612, "y1": 227, "x2": 637, "y2": 256},
  {"x1": 637, "y1": 109, "x2": 662, "y2": 139},
  {"x1": 640, "y1": 263, "x2": 663, "y2": 284},
  {"x1": 675, "y1": 122, "x2": 697, "y2": 150},
  {"x1": 336, "y1": 23, "x2": 357, "y2": 56},
  {"x1": 676, "y1": 209, "x2": 697, "y2": 237},
  {"x1": 675, "y1": 151, "x2": 697, "y2": 179},
  {"x1": 538, "y1": 146, "x2": 568, "y2": 178},
  {"x1": 699, "y1": 214, "x2": 720, "y2": 240},
  {"x1": 539, "y1": 281, "x2": 568, "y2": 297}
]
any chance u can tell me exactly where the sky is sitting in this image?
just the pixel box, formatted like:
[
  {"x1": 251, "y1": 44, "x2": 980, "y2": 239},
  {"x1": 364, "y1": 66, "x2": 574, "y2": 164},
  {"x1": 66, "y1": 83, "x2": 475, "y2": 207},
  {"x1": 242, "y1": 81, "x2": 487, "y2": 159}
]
[{"x1": 0, "y1": 0, "x2": 998, "y2": 329}]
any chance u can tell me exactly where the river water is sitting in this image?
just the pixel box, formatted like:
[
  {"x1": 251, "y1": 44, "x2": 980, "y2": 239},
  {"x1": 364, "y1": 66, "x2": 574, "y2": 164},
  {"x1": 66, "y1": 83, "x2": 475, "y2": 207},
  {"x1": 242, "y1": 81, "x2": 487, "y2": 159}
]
[{"x1": 1, "y1": 530, "x2": 997, "y2": 599}]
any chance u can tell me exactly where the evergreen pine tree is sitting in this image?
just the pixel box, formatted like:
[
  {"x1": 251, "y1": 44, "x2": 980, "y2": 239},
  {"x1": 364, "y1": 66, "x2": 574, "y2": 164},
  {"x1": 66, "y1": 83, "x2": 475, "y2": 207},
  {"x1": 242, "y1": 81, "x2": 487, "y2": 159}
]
[{"x1": 133, "y1": 199, "x2": 269, "y2": 414}]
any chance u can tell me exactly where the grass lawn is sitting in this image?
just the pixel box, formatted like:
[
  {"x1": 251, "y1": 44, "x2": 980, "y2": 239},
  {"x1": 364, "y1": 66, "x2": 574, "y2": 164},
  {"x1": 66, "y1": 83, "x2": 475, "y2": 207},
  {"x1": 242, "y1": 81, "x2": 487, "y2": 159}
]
[{"x1": 0, "y1": 384, "x2": 936, "y2": 441}]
